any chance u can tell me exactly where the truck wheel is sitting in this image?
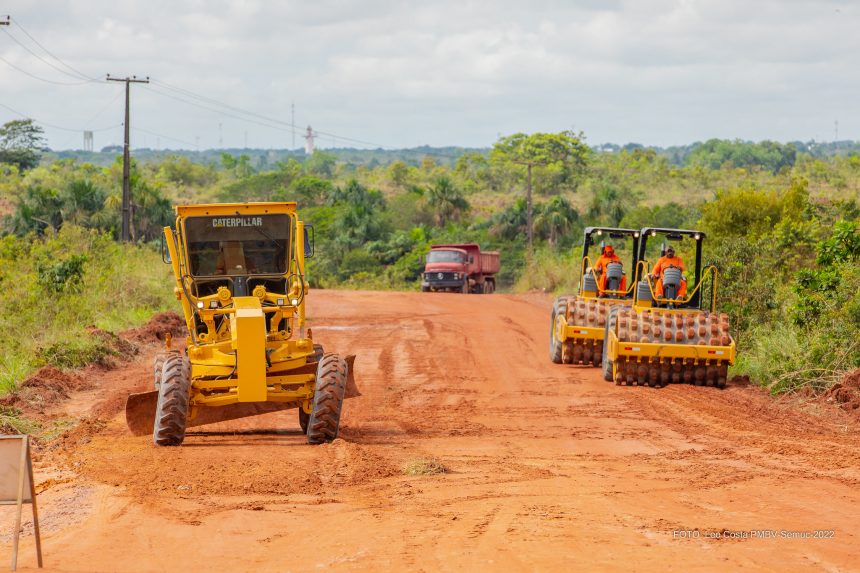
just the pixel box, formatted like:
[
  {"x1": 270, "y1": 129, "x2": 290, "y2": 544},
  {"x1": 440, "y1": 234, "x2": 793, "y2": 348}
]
[
  {"x1": 421, "y1": 285, "x2": 430, "y2": 292},
  {"x1": 549, "y1": 297, "x2": 567, "y2": 364},
  {"x1": 307, "y1": 354, "x2": 349, "y2": 444},
  {"x1": 461, "y1": 281, "x2": 469, "y2": 294},
  {"x1": 602, "y1": 307, "x2": 620, "y2": 382},
  {"x1": 487, "y1": 280, "x2": 495, "y2": 294},
  {"x1": 153, "y1": 354, "x2": 191, "y2": 446}
]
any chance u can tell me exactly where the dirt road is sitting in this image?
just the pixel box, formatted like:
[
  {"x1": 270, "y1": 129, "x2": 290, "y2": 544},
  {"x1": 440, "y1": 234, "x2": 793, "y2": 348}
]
[{"x1": 3, "y1": 290, "x2": 860, "y2": 572}]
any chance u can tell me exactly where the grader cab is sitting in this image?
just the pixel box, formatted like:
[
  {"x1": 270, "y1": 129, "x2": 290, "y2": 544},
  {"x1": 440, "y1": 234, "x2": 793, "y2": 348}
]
[{"x1": 125, "y1": 202, "x2": 358, "y2": 445}]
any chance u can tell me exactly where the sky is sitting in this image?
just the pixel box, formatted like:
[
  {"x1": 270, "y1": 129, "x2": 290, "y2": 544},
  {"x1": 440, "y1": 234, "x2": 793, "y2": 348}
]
[{"x1": 0, "y1": 0, "x2": 857, "y2": 151}]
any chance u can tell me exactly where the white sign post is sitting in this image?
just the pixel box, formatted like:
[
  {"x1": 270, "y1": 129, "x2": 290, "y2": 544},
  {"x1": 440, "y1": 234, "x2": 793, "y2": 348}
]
[{"x1": 0, "y1": 436, "x2": 42, "y2": 571}]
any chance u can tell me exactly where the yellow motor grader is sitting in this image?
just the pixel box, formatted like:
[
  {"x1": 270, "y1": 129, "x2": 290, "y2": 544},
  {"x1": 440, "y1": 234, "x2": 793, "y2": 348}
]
[
  {"x1": 602, "y1": 227, "x2": 735, "y2": 388},
  {"x1": 125, "y1": 202, "x2": 358, "y2": 445},
  {"x1": 550, "y1": 227, "x2": 641, "y2": 366}
]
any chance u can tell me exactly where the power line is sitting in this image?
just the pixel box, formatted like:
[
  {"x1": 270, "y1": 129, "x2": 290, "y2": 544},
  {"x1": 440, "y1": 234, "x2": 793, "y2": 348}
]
[
  {"x1": 0, "y1": 102, "x2": 120, "y2": 132},
  {"x1": 151, "y1": 79, "x2": 386, "y2": 149},
  {"x1": 132, "y1": 126, "x2": 197, "y2": 149},
  {"x1": 8, "y1": 16, "x2": 98, "y2": 81},
  {"x1": 147, "y1": 80, "x2": 463, "y2": 158},
  {"x1": 149, "y1": 80, "x2": 303, "y2": 138},
  {"x1": 1, "y1": 26, "x2": 98, "y2": 83},
  {"x1": 56, "y1": 88, "x2": 126, "y2": 149},
  {"x1": 142, "y1": 83, "x2": 304, "y2": 137},
  {"x1": 0, "y1": 53, "x2": 92, "y2": 85}
]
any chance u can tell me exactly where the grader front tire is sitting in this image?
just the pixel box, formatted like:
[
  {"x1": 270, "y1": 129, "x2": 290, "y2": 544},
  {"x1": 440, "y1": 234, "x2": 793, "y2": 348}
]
[
  {"x1": 153, "y1": 350, "x2": 181, "y2": 390},
  {"x1": 153, "y1": 354, "x2": 191, "y2": 446},
  {"x1": 307, "y1": 354, "x2": 349, "y2": 445}
]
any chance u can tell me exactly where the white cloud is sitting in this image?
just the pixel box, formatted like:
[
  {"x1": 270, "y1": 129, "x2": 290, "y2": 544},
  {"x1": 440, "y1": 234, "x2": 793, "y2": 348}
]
[{"x1": 0, "y1": 0, "x2": 857, "y2": 149}]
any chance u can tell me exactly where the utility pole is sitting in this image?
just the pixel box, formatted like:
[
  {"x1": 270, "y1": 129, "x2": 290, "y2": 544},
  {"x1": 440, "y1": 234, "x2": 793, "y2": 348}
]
[
  {"x1": 106, "y1": 74, "x2": 149, "y2": 242},
  {"x1": 291, "y1": 102, "x2": 295, "y2": 150}
]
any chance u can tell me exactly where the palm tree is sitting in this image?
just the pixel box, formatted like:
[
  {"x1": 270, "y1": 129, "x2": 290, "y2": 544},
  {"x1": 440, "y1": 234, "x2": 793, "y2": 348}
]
[
  {"x1": 587, "y1": 183, "x2": 638, "y2": 226},
  {"x1": 426, "y1": 176, "x2": 469, "y2": 226},
  {"x1": 534, "y1": 196, "x2": 578, "y2": 248}
]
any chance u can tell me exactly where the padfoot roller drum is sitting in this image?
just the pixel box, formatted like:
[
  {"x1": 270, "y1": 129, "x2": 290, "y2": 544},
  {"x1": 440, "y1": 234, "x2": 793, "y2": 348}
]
[{"x1": 611, "y1": 307, "x2": 732, "y2": 388}]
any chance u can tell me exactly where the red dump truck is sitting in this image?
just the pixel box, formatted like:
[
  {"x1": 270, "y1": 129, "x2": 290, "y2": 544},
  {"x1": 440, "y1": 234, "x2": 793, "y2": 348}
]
[{"x1": 421, "y1": 243, "x2": 500, "y2": 294}]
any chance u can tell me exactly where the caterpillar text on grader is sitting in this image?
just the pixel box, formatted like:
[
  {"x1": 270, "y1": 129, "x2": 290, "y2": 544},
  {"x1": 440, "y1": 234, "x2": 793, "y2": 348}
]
[
  {"x1": 601, "y1": 227, "x2": 735, "y2": 388},
  {"x1": 549, "y1": 227, "x2": 641, "y2": 367},
  {"x1": 125, "y1": 202, "x2": 359, "y2": 445}
]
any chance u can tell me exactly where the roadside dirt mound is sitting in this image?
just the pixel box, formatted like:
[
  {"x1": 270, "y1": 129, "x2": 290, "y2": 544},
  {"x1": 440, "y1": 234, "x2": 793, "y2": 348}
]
[
  {"x1": 824, "y1": 368, "x2": 860, "y2": 421},
  {"x1": 122, "y1": 311, "x2": 187, "y2": 344},
  {"x1": 0, "y1": 366, "x2": 94, "y2": 415},
  {"x1": 86, "y1": 326, "x2": 139, "y2": 362}
]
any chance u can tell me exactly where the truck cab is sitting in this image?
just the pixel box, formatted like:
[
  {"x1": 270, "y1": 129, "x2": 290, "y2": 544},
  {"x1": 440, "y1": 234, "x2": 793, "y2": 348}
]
[{"x1": 422, "y1": 247, "x2": 470, "y2": 293}]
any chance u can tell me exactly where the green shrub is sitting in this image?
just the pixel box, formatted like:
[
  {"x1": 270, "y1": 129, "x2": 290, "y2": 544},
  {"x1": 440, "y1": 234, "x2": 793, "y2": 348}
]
[
  {"x1": 0, "y1": 225, "x2": 174, "y2": 394},
  {"x1": 37, "y1": 254, "x2": 87, "y2": 293}
]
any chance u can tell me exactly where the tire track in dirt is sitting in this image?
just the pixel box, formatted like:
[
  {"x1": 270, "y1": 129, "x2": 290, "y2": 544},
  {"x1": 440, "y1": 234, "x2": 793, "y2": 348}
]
[{"x1": 6, "y1": 289, "x2": 860, "y2": 572}]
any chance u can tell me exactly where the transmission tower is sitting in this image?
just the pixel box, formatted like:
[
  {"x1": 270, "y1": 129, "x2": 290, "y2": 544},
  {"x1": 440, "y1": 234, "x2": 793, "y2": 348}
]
[{"x1": 304, "y1": 125, "x2": 317, "y2": 155}]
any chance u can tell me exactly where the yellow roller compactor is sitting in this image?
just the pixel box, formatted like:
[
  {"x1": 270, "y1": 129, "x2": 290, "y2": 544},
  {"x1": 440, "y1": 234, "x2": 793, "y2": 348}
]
[
  {"x1": 602, "y1": 227, "x2": 735, "y2": 388},
  {"x1": 125, "y1": 202, "x2": 359, "y2": 445},
  {"x1": 550, "y1": 227, "x2": 641, "y2": 366}
]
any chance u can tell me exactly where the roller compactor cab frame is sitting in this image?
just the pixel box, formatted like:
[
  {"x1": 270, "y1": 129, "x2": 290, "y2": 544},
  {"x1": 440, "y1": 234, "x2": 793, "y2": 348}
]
[
  {"x1": 125, "y1": 202, "x2": 359, "y2": 445},
  {"x1": 602, "y1": 227, "x2": 735, "y2": 388},
  {"x1": 550, "y1": 227, "x2": 642, "y2": 367}
]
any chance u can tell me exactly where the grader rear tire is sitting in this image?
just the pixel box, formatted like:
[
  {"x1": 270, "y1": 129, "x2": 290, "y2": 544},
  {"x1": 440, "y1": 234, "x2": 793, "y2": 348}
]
[
  {"x1": 153, "y1": 354, "x2": 191, "y2": 446},
  {"x1": 307, "y1": 354, "x2": 349, "y2": 445}
]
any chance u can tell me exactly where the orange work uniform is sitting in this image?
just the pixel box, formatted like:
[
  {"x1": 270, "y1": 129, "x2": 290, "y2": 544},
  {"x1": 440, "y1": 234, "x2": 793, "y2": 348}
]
[
  {"x1": 593, "y1": 250, "x2": 627, "y2": 294},
  {"x1": 652, "y1": 254, "x2": 687, "y2": 299}
]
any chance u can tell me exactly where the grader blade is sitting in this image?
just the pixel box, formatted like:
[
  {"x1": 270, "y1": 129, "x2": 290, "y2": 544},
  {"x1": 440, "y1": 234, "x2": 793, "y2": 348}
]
[
  {"x1": 125, "y1": 390, "x2": 159, "y2": 436},
  {"x1": 344, "y1": 355, "x2": 360, "y2": 398},
  {"x1": 125, "y1": 355, "x2": 359, "y2": 436}
]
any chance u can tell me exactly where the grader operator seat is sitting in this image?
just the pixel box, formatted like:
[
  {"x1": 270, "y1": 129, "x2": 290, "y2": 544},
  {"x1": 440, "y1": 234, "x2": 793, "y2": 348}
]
[
  {"x1": 604, "y1": 261, "x2": 624, "y2": 292},
  {"x1": 661, "y1": 266, "x2": 683, "y2": 302}
]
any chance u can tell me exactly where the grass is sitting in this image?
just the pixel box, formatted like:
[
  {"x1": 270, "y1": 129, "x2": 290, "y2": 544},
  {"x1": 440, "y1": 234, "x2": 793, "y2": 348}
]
[
  {"x1": 402, "y1": 458, "x2": 448, "y2": 476},
  {"x1": 0, "y1": 225, "x2": 174, "y2": 396},
  {"x1": 513, "y1": 248, "x2": 581, "y2": 294},
  {"x1": 0, "y1": 406, "x2": 40, "y2": 435},
  {"x1": 735, "y1": 322, "x2": 859, "y2": 394}
]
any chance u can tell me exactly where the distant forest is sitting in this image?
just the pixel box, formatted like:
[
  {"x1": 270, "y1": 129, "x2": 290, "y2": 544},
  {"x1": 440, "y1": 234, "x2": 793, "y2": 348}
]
[{"x1": 45, "y1": 139, "x2": 860, "y2": 170}]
